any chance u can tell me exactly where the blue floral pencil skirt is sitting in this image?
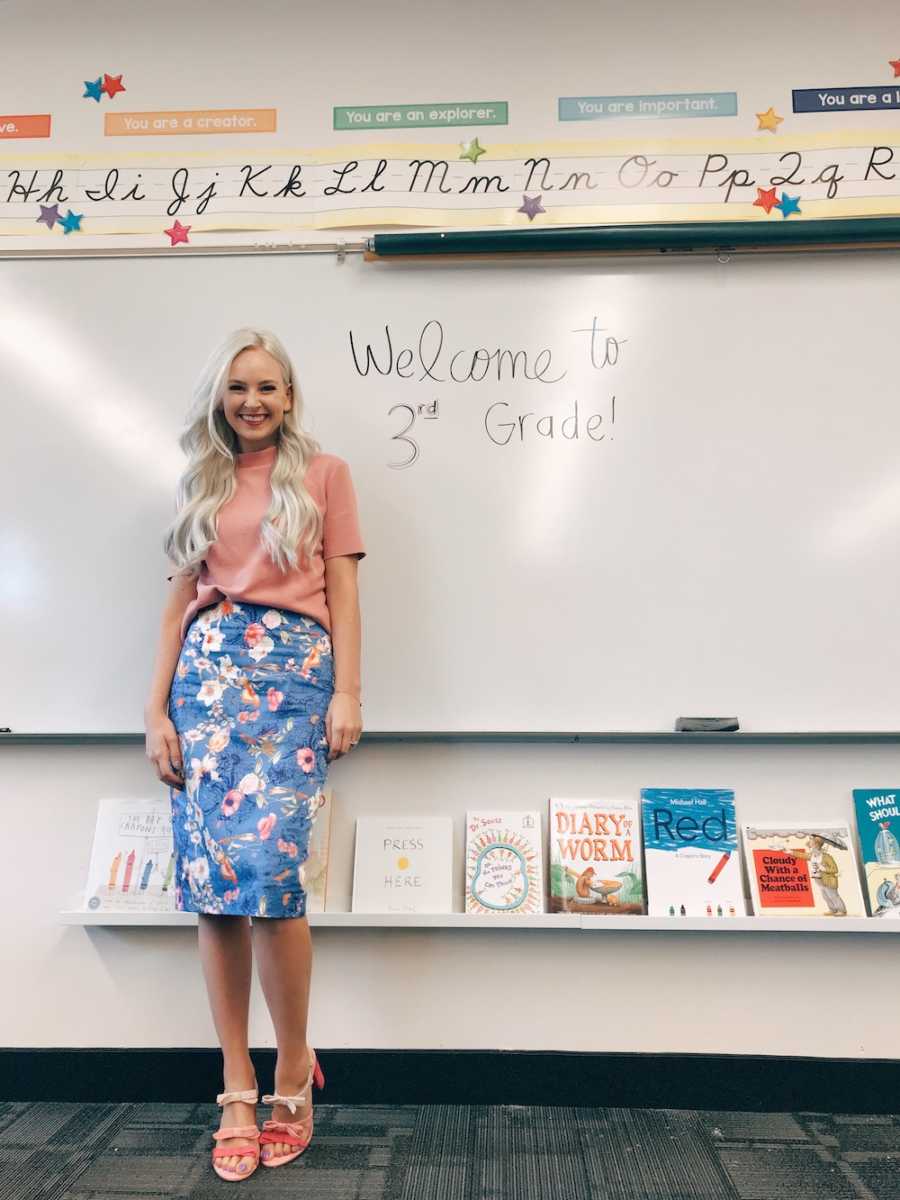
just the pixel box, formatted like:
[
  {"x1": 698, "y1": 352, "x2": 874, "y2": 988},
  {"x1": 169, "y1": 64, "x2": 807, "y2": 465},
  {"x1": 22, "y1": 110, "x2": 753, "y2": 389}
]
[{"x1": 167, "y1": 600, "x2": 334, "y2": 919}]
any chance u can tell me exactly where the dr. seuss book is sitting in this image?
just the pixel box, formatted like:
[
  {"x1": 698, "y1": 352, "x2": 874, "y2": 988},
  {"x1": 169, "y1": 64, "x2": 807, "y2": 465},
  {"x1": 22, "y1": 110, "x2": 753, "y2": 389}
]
[
  {"x1": 302, "y1": 787, "x2": 333, "y2": 914},
  {"x1": 465, "y1": 811, "x2": 544, "y2": 915},
  {"x1": 743, "y1": 825, "x2": 865, "y2": 917},
  {"x1": 352, "y1": 817, "x2": 453, "y2": 913},
  {"x1": 83, "y1": 798, "x2": 177, "y2": 913},
  {"x1": 641, "y1": 789, "x2": 745, "y2": 918},
  {"x1": 853, "y1": 790, "x2": 900, "y2": 917},
  {"x1": 548, "y1": 798, "x2": 643, "y2": 915}
]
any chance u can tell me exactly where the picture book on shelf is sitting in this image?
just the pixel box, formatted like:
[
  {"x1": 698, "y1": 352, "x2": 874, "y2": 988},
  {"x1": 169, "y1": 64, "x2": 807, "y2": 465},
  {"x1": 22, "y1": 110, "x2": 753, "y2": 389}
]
[
  {"x1": 641, "y1": 788, "x2": 745, "y2": 918},
  {"x1": 743, "y1": 824, "x2": 865, "y2": 917},
  {"x1": 82, "y1": 797, "x2": 176, "y2": 913},
  {"x1": 302, "y1": 787, "x2": 333, "y2": 914},
  {"x1": 465, "y1": 811, "x2": 544, "y2": 914},
  {"x1": 548, "y1": 798, "x2": 644, "y2": 915},
  {"x1": 352, "y1": 817, "x2": 453, "y2": 913},
  {"x1": 852, "y1": 789, "x2": 900, "y2": 917}
]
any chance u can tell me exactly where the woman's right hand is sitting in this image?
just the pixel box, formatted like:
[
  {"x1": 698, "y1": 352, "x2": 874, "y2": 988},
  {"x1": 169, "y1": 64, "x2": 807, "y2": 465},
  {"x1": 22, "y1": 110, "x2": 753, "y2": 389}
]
[{"x1": 145, "y1": 710, "x2": 185, "y2": 790}]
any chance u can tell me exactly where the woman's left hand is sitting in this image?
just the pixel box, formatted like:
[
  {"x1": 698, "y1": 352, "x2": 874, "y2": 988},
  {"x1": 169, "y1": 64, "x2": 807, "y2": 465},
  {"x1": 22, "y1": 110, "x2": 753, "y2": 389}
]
[{"x1": 326, "y1": 692, "x2": 363, "y2": 760}]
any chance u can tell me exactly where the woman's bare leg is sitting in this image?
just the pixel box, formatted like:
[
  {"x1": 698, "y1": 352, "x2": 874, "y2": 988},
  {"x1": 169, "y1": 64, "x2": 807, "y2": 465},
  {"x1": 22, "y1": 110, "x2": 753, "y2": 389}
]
[
  {"x1": 252, "y1": 916, "x2": 314, "y2": 1161},
  {"x1": 197, "y1": 914, "x2": 257, "y2": 1175}
]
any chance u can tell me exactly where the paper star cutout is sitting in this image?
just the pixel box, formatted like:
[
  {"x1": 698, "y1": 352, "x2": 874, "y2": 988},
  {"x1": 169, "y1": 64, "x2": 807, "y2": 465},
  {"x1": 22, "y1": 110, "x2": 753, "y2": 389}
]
[
  {"x1": 890, "y1": 59, "x2": 900, "y2": 77},
  {"x1": 58, "y1": 210, "x2": 83, "y2": 234},
  {"x1": 36, "y1": 204, "x2": 60, "y2": 229},
  {"x1": 753, "y1": 186, "x2": 779, "y2": 215},
  {"x1": 102, "y1": 73, "x2": 126, "y2": 98},
  {"x1": 518, "y1": 194, "x2": 545, "y2": 221},
  {"x1": 164, "y1": 219, "x2": 191, "y2": 246},
  {"x1": 83, "y1": 77, "x2": 103, "y2": 102},
  {"x1": 776, "y1": 192, "x2": 801, "y2": 218},
  {"x1": 459, "y1": 138, "x2": 486, "y2": 164},
  {"x1": 756, "y1": 106, "x2": 784, "y2": 133}
]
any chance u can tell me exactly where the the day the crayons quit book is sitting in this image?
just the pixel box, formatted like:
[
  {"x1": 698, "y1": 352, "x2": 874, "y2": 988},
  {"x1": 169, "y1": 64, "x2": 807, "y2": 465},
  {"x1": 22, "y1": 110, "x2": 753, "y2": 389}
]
[
  {"x1": 301, "y1": 787, "x2": 334, "y2": 915},
  {"x1": 853, "y1": 789, "x2": 900, "y2": 918},
  {"x1": 465, "y1": 811, "x2": 544, "y2": 914},
  {"x1": 742, "y1": 823, "x2": 865, "y2": 918},
  {"x1": 548, "y1": 798, "x2": 644, "y2": 915},
  {"x1": 82, "y1": 797, "x2": 177, "y2": 914},
  {"x1": 641, "y1": 789, "x2": 745, "y2": 918}
]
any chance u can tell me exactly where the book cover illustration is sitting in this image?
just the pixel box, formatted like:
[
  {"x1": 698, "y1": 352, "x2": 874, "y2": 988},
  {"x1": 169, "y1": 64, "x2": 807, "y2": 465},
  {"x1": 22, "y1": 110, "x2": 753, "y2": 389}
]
[
  {"x1": 83, "y1": 798, "x2": 176, "y2": 913},
  {"x1": 465, "y1": 811, "x2": 544, "y2": 915},
  {"x1": 743, "y1": 825, "x2": 865, "y2": 918},
  {"x1": 548, "y1": 798, "x2": 644, "y2": 915},
  {"x1": 302, "y1": 787, "x2": 333, "y2": 914},
  {"x1": 351, "y1": 817, "x2": 453, "y2": 913},
  {"x1": 641, "y1": 788, "x2": 745, "y2": 918},
  {"x1": 852, "y1": 789, "x2": 900, "y2": 917}
]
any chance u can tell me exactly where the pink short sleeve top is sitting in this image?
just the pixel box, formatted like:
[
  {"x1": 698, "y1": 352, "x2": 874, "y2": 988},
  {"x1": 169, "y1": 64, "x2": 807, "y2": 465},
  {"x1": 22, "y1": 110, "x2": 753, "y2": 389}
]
[{"x1": 177, "y1": 446, "x2": 365, "y2": 640}]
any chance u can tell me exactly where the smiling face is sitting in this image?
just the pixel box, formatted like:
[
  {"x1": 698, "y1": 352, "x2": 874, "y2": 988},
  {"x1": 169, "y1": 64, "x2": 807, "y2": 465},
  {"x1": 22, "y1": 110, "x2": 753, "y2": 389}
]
[{"x1": 221, "y1": 346, "x2": 292, "y2": 453}]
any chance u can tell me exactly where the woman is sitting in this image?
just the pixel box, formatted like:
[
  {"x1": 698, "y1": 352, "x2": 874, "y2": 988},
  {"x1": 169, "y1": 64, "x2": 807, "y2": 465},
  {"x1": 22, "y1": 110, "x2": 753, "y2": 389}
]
[{"x1": 144, "y1": 328, "x2": 365, "y2": 1181}]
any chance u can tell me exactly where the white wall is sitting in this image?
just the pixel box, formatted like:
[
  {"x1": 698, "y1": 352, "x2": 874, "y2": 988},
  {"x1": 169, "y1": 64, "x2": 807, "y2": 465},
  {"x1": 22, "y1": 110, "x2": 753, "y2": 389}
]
[{"x1": 8, "y1": 739, "x2": 900, "y2": 1057}]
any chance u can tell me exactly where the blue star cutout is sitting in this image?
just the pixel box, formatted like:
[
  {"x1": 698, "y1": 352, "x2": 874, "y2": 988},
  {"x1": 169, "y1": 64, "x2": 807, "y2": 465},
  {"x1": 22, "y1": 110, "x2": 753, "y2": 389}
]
[
  {"x1": 517, "y1": 194, "x2": 545, "y2": 221},
  {"x1": 777, "y1": 192, "x2": 801, "y2": 218},
  {"x1": 36, "y1": 204, "x2": 60, "y2": 229},
  {"x1": 59, "y1": 210, "x2": 83, "y2": 234},
  {"x1": 83, "y1": 77, "x2": 103, "y2": 102}
]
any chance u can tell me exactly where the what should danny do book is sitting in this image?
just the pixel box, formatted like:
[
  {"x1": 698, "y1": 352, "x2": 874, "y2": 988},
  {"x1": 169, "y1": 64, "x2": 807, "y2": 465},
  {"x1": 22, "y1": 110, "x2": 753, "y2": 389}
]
[{"x1": 853, "y1": 789, "x2": 900, "y2": 917}]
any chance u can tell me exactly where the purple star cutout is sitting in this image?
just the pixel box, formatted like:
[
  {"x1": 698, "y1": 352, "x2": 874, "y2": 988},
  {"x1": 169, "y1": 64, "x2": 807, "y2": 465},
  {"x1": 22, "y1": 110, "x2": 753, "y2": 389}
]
[
  {"x1": 37, "y1": 204, "x2": 60, "y2": 229},
  {"x1": 518, "y1": 194, "x2": 545, "y2": 221}
]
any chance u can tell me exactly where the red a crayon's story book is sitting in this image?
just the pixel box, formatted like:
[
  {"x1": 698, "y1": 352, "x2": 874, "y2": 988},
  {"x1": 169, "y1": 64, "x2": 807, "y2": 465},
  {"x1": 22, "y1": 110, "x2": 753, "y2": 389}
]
[{"x1": 641, "y1": 788, "x2": 745, "y2": 918}]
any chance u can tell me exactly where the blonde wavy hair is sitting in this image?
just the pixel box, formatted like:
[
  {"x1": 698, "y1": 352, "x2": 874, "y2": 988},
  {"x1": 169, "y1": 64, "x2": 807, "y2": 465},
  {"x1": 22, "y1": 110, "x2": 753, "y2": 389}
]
[{"x1": 164, "y1": 328, "x2": 322, "y2": 575}]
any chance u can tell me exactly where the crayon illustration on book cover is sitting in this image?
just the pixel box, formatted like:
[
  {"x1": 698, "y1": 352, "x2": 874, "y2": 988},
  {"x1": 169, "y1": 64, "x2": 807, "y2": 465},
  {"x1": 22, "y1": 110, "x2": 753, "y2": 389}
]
[
  {"x1": 852, "y1": 789, "x2": 900, "y2": 917},
  {"x1": 548, "y1": 798, "x2": 644, "y2": 914},
  {"x1": 743, "y1": 825, "x2": 865, "y2": 917},
  {"x1": 83, "y1": 798, "x2": 177, "y2": 913},
  {"x1": 465, "y1": 811, "x2": 544, "y2": 914},
  {"x1": 641, "y1": 788, "x2": 745, "y2": 918}
]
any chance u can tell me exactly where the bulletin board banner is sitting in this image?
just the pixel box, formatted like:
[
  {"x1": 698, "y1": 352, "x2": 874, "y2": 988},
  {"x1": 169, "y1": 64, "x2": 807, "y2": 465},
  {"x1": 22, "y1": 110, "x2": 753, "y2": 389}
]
[{"x1": 4, "y1": 129, "x2": 900, "y2": 249}]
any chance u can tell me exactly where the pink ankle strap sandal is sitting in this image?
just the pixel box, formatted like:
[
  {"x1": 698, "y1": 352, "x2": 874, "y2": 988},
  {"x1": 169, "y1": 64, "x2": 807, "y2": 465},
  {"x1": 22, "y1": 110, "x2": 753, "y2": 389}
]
[
  {"x1": 211, "y1": 1086, "x2": 260, "y2": 1182},
  {"x1": 259, "y1": 1048, "x2": 326, "y2": 1167}
]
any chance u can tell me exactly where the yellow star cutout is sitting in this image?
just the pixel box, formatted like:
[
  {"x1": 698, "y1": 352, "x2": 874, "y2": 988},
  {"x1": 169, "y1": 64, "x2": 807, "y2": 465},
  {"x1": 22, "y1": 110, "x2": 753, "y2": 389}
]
[{"x1": 756, "y1": 106, "x2": 784, "y2": 133}]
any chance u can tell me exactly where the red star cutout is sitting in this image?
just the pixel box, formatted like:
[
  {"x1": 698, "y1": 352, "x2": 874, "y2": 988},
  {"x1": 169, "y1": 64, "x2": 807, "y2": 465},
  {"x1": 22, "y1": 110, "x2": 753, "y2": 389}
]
[
  {"x1": 102, "y1": 73, "x2": 126, "y2": 98},
  {"x1": 164, "y1": 220, "x2": 191, "y2": 246},
  {"x1": 753, "y1": 186, "x2": 779, "y2": 215},
  {"x1": 889, "y1": 59, "x2": 900, "y2": 77}
]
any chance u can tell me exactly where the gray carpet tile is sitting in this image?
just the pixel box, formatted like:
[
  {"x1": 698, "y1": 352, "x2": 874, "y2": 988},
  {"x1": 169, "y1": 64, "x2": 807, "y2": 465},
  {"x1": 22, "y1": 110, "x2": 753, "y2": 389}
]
[
  {"x1": 472, "y1": 1107, "x2": 588, "y2": 1200},
  {"x1": 0, "y1": 1102, "x2": 899, "y2": 1200},
  {"x1": 576, "y1": 1107, "x2": 734, "y2": 1200}
]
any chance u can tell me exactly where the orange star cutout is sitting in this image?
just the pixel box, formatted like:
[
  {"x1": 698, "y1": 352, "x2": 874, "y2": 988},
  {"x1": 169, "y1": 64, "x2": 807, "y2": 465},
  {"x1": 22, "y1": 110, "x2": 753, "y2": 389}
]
[
  {"x1": 102, "y1": 73, "x2": 126, "y2": 98},
  {"x1": 164, "y1": 220, "x2": 191, "y2": 246},
  {"x1": 890, "y1": 59, "x2": 900, "y2": 77},
  {"x1": 756, "y1": 106, "x2": 784, "y2": 133},
  {"x1": 753, "y1": 186, "x2": 779, "y2": 214}
]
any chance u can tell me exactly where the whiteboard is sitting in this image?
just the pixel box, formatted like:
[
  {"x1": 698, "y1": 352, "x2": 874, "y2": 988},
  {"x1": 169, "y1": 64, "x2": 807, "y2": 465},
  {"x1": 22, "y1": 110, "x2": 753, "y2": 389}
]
[{"x1": 1, "y1": 249, "x2": 898, "y2": 733}]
